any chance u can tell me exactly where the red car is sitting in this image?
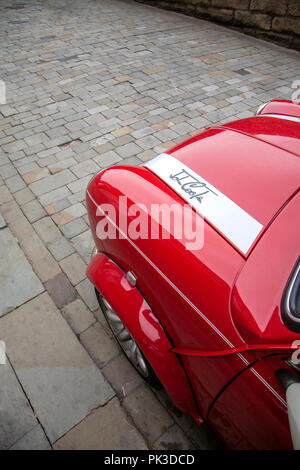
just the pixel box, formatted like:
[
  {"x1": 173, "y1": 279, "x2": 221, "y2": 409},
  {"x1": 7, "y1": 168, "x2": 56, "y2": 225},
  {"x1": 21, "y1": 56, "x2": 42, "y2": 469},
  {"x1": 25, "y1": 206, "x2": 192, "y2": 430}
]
[{"x1": 86, "y1": 99, "x2": 300, "y2": 450}]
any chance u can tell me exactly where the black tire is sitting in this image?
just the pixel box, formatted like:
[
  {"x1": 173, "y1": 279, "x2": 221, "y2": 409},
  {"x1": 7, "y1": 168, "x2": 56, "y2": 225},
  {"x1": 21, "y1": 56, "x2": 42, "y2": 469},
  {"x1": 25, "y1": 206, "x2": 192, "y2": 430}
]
[{"x1": 95, "y1": 288, "x2": 161, "y2": 389}]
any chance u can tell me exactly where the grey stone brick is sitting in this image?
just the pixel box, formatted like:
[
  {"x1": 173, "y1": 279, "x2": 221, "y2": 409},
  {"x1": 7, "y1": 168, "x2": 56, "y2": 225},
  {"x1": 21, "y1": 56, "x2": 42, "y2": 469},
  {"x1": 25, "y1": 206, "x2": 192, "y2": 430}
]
[
  {"x1": 62, "y1": 298, "x2": 95, "y2": 334},
  {"x1": 61, "y1": 218, "x2": 88, "y2": 239},
  {"x1": 22, "y1": 199, "x2": 47, "y2": 223},
  {"x1": 115, "y1": 142, "x2": 141, "y2": 158},
  {"x1": 33, "y1": 217, "x2": 61, "y2": 245},
  {"x1": 71, "y1": 159, "x2": 99, "y2": 178},
  {"x1": 29, "y1": 169, "x2": 76, "y2": 196},
  {"x1": 5, "y1": 175, "x2": 26, "y2": 193},
  {"x1": 93, "y1": 150, "x2": 122, "y2": 167},
  {"x1": 47, "y1": 237, "x2": 75, "y2": 261}
]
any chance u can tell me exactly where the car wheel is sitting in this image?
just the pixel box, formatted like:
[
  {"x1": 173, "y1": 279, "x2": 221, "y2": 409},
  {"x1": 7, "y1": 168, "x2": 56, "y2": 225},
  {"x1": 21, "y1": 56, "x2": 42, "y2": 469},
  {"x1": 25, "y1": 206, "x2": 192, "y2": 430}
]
[{"x1": 95, "y1": 289, "x2": 161, "y2": 389}]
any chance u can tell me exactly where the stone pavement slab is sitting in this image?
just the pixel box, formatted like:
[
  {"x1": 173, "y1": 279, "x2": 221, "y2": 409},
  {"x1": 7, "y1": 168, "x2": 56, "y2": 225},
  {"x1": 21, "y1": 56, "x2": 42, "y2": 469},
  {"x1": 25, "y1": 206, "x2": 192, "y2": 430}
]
[
  {"x1": 9, "y1": 425, "x2": 51, "y2": 451},
  {"x1": 153, "y1": 424, "x2": 195, "y2": 450},
  {"x1": 53, "y1": 398, "x2": 148, "y2": 450},
  {"x1": 0, "y1": 359, "x2": 37, "y2": 450},
  {"x1": 0, "y1": 227, "x2": 44, "y2": 315},
  {"x1": 0, "y1": 292, "x2": 114, "y2": 443},
  {"x1": 123, "y1": 383, "x2": 174, "y2": 445}
]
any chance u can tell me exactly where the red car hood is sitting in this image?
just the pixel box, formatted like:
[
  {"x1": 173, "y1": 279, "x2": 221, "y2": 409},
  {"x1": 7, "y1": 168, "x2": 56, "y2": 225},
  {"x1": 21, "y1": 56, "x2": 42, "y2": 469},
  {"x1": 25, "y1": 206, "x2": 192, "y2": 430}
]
[{"x1": 150, "y1": 117, "x2": 300, "y2": 256}]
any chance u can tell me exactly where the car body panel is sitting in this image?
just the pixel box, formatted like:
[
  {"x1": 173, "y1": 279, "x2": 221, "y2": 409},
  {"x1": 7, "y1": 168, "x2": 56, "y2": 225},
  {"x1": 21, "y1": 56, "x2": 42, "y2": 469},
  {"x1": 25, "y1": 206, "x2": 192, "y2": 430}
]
[
  {"x1": 232, "y1": 190, "x2": 300, "y2": 344},
  {"x1": 86, "y1": 168, "x2": 250, "y2": 418},
  {"x1": 221, "y1": 116, "x2": 300, "y2": 157},
  {"x1": 208, "y1": 355, "x2": 292, "y2": 450},
  {"x1": 86, "y1": 251, "x2": 201, "y2": 423}
]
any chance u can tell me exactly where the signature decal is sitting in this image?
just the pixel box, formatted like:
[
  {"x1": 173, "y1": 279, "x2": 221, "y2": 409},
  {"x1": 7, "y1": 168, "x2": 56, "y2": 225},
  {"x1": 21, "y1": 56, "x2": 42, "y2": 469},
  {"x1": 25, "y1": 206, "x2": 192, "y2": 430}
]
[
  {"x1": 145, "y1": 153, "x2": 263, "y2": 254},
  {"x1": 170, "y1": 169, "x2": 218, "y2": 204}
]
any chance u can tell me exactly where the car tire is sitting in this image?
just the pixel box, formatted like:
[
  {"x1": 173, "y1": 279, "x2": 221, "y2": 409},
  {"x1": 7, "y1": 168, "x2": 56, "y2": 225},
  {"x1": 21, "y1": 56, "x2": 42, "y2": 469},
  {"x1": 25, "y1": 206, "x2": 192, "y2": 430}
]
[{"x1": 95, "y1": 288, "x2": 162, "y2": 389}]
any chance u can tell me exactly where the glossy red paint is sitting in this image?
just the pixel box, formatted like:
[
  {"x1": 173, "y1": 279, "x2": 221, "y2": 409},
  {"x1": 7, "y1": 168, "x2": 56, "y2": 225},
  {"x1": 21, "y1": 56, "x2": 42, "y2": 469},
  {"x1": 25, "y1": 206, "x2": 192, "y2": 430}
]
[
  {"x1": 208, "y1": 355, "x2": 293, "y2": 450},
  {"x1": 86, "y1": 100, "x2": 300, "y2": 449},
  {"x1": 232, "y1": 191, "x2": 300, "y2": 345},
  {"x1": 86, "y1": 252, "x2": 201, "y2": 424}
]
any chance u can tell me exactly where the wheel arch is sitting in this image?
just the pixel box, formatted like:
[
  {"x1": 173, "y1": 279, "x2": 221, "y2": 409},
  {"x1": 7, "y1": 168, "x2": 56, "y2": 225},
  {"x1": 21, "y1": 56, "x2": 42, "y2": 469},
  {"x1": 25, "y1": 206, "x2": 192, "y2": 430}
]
[{"x1": 87, "y1": 251, "x2": 202, "y2": 424}]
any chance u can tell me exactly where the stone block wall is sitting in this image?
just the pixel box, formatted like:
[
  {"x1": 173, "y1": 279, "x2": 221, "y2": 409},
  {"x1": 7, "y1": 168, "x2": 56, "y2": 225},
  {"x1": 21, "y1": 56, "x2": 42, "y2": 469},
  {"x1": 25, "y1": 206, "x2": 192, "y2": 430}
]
[{"x1": 136, "y1": 0, "x2": 300, "y2": 50}]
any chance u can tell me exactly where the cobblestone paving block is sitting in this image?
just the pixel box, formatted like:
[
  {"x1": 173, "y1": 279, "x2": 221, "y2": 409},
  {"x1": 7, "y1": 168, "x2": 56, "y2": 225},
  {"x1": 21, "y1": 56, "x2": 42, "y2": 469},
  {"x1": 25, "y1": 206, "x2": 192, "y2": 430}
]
[
  {"x1": 76, "y1": 278, "x2": 100, "y2": 312},
  {"x1": 13, "y1": 187, "x2": 35, "y2": 206},
  {"x1": 47, "y1": 237, "x2": 75, "y2": 261},
  {"x1": 45, "y1": 272, "x2": 77, "y2": 308},
  {"x1": 39, "y1": 187, "x2": 72, "y2": 207},
  {"x1": 59, "y1": 252, "x2": 87, "y2": 285},
  {"x1": 0, "y1": 163, "x2": 17, "y2": 180},
  {"x1": 62, "y1": 298, "x2": 95, "y2": 335},
  {"x1": 0, "y1": 186, "x2": 13, "y2": 204},
  {"x1": 23, "y1": 168, "x2": 49, "y2": 185},
  {"x1": 102, "y1": 354, "x2": 143, "y2": 399},
  {"x1": 123, "y1": 383, "x2": 174, "y2": 445},
  {"x1": 29, "y1": 170, "x2": 76, "y2": 197},
  {"x1": 61, "y1": 217, "x2": 88, "y2": 239},
  {"x1": 21, "y1": 199, "x2": 47, "y2": 223},
  {"x1": 67, "y1": 175, "x2": 91, "y2": 194},
  {"x1": 45, "y1": 198, "x2": 71, "y2": 216},
  {"x1": 93, "y1": 150, "x2": 122, "y2": 167},
  {"x1": 48, "y1": 158, "x2": 77, "y2": 174},
  {"x1": 71, "y1": 229, "x2": 94, "y2": 264},
  {"x1": 5, "y1": 175, "x2": 26, "y2": 194},
  {"x1": 80, "y1": 322, "x2": 120, "y2": 368},
  {"x1": 53, "y1": 398, "x2": 147, "y2": 450},
  {"x1": 33, "y1": 216, "x2": 61, "y2": 245},
  {"x1": 71, "y1": 160, "x2": 99, "y2": 178},
  {"x1": 51, "y1": 210, "x2": 74, "y2": 227},
  {"x1": 115, "y1": 142, "x2": 141, "y2": 158},
  {"x1": 63, "y1": 202, "x2": 86, "y2": 219}
]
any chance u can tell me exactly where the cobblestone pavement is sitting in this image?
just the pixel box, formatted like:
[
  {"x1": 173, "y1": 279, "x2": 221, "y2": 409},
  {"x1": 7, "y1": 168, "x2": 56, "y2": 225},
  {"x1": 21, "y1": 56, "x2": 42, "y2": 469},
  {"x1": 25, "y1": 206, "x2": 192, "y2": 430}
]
[{"x1": 0, "y1": 0, "x2": 299, "y2": 450}]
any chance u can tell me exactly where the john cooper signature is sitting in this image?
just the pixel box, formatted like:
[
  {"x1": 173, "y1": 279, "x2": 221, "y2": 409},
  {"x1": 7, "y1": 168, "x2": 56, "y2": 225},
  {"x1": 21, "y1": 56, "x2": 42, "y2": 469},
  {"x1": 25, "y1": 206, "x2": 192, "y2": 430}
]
[{"x1": 169, "y1": 169, "x2": 218, "y2": 204}]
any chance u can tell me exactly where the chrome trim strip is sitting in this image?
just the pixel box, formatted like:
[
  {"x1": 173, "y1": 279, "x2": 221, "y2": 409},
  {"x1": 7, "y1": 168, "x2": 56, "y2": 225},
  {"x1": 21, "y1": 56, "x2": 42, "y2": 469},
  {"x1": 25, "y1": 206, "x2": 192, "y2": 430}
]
[
  {"x1": 86, "y1": 189, "x2": 287, "y2": 407},
  {"x1": 255, "y1": 102, "x2": 269, "y2": 116},
  {"x1": 259, "y1": 113, "x2": 300, "y2": 123}
]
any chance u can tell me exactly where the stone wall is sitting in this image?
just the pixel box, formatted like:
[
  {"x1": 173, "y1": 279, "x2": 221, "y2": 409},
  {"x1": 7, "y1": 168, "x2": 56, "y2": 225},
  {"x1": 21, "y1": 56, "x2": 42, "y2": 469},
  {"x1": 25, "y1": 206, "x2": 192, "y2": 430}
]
[{"x1": 136, "y1": 0, "x2": 300, "y2": 50}]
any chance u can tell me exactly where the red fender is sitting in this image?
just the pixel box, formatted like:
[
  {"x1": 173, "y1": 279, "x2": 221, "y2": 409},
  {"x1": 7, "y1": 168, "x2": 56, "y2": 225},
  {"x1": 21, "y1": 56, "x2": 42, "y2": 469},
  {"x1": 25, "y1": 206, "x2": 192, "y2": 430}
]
[{"x1": 87, "y1": 252, "x2": 202, "y2": 424}]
